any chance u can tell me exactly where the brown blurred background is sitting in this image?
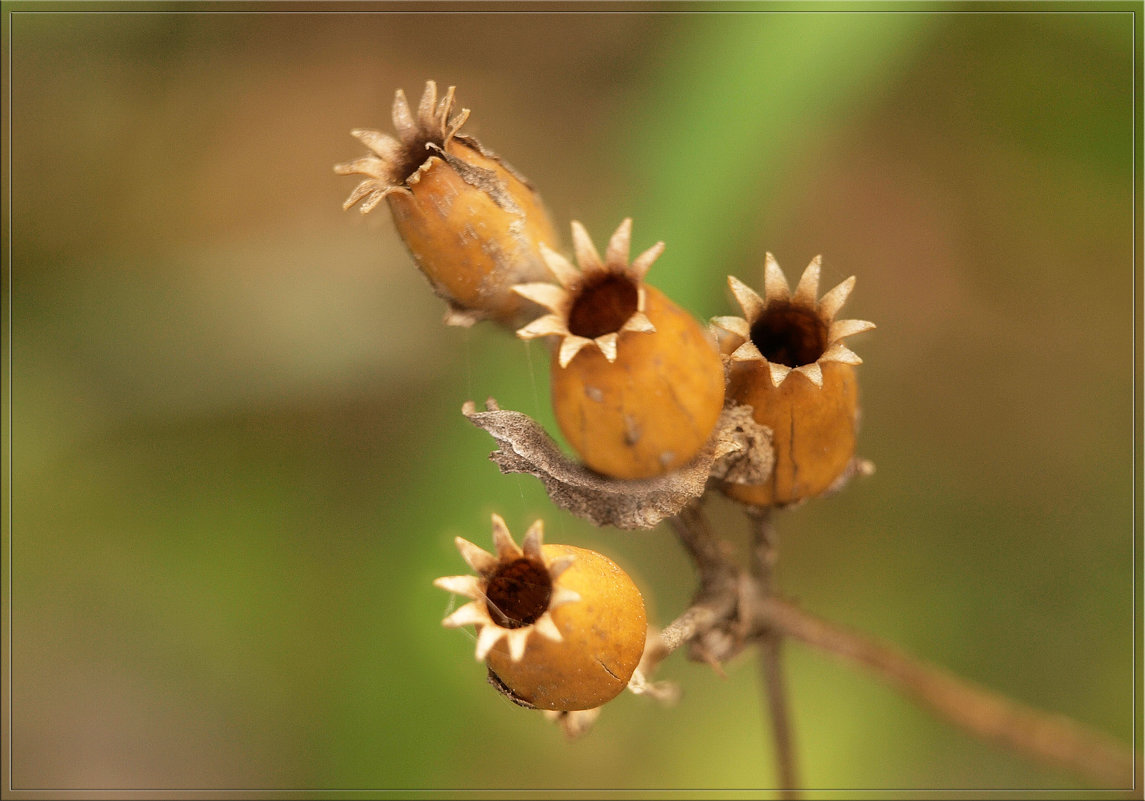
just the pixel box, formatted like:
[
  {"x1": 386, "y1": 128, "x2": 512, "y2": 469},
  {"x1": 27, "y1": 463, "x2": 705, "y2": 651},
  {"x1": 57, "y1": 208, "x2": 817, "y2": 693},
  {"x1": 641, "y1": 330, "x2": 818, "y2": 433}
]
[{"x1": 5, "y1": 6, "x2": 1138, "y2": 796}]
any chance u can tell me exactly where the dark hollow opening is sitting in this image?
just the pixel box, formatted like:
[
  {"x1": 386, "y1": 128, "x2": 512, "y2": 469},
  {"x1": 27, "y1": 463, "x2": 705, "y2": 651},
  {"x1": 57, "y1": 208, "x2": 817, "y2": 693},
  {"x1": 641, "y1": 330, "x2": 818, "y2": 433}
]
[
  {"x1": 567, "y1": 274, "x2": 639, "y2": 340},
  {"x1": 485, "y1": 558, "x2": 552, "y2": 629},
  {"x1": 394, "y1": 136, "x2": 439, "y2": 186},
  {"x1": 750, "y1": 301, "x2": 828, "y2": 367}
]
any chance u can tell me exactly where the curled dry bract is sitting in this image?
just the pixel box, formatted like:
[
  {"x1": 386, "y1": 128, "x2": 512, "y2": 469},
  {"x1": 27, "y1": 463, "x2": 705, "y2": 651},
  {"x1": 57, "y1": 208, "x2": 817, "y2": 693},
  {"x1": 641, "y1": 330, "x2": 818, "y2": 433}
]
[{"x1": 462, "y1": 399, "x2": 773, "y2": 530}]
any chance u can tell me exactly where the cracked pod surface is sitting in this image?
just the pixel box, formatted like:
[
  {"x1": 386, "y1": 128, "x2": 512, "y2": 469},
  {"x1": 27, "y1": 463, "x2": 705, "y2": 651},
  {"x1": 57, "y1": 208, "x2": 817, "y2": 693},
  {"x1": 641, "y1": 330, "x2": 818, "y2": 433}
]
[
  {"x1": 515, "y1": 219, "x2": 726, "y2": 479},
  {"x1": 712, "y1": 254, "x2": 875, "y2": 507},
  {"x1": 434, "y1": 515, "x2": 646, "y2": 711},
  {"x1": 335, "y1": 81, "x2": 558, "y2": 328}
]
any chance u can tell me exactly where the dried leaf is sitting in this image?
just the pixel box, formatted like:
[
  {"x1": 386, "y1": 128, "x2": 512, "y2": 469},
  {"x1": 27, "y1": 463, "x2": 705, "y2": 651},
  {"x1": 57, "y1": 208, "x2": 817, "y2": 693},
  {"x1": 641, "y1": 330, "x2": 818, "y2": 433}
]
[
  {"x1": 462, "y1": 399, "x2": 773, "y2": 530},
  {"x1": 708, "y1": 403, "x2": 774, "y2": 486}
]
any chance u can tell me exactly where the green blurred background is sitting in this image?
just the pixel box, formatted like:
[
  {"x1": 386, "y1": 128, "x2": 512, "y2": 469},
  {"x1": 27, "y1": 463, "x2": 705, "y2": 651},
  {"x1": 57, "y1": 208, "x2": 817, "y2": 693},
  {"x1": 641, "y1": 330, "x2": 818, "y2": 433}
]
[{"x1": 5, "y1": 5, "x2": 1139, "y2": 797}]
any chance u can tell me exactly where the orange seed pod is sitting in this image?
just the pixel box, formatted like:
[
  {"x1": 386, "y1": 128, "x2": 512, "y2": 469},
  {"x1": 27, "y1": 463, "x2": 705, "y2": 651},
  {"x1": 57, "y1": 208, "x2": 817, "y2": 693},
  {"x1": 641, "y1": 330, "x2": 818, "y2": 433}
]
[
  {"x1": 513, "y1": 219, "x2": 726, "y2": 479},
  {"x1": 434, "y1": 514, "x2": 647, "y2": 712},
  {"x1": 711, "y1": 254, "x2": 875, "y2": 507},
  {"x1": 335, "y1": 81, "x2": 558, "y2": 328}
]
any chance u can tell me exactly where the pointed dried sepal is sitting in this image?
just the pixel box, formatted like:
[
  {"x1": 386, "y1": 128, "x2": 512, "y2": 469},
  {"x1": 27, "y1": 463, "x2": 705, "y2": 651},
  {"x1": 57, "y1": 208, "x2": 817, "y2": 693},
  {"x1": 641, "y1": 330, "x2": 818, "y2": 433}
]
[
  {"x1": 793, "y1": 361, "x2": 824, "y2": 389},
  {"x1": 521, "y1": 520, "x2": 545, "y2": 561},
  {"x1": 595, "y1": 333, "x2": 619, "y2": 363},
  {"x1": 730, "y1": 340, "x2": 765, "y2": 364},
  {"x1": 821, "y1": 341, "x2": 863, "y2": 365},
  {"x1": 475, "y1": 624, "x2": 506, "y2": 662},
  {"x1": 530, "y1": 614, "x2": 563, "y2": 643},
  {"x1": 711, "y1": 314, "x2": 750, "y2": 340},
  {"x1": 434, "y1": 575, "x2": 483, "y2": 599},
  {"x1": 792, "y1": 256, "x2": 822, "y2": 306},
  {"x1": 629, "y1": 241, "x2": 666, "y2": 281},
  {"x1": 557, "y1": 335, "x2": 594, "y2": 369},
  {"x1": 440, "y1": 601, "x2": 488, "y2": 630},
  {"x1": 490, "y1": 513, "x2": 523, "y2": 561},
  {"x1": 547, "y1": 555, "x2": 576, "y2": 579},
  {"x1": 571, "y1": 220, "x2": 605, "y2": 274},
  {"x1": 829, "y1": 318, "x2": 876, "y2": 342},
  {"x1": 512, "y1": 283, "x2": 569, "y2": 317},
  {"x1": 726, "y1": 276, "x2": 765, "y2": 323},
  {"x1": 549, "y1": 585, "x2": 582, "y2": 609},
  {"x1": 767, "y1": 359, "x2": 793, "y2": 384},
  {"x1": 818, "y1": 275, "x2": 857, "y2": 323},
  {"x1": 353, "y1": 130, "x2": 402, "y2": 170},
  {"x1": 763, "y1": 253, "x2": 791, "y2": 303},
  {"x1": 538, "y1": 242, "x2": 582, "y2": 288},
  {"x1": 454, "y1": 536, "x2": 498, "y2": 574},
  {"x1": 604, "y1": 218, "x2": 633, "y2": 269}
]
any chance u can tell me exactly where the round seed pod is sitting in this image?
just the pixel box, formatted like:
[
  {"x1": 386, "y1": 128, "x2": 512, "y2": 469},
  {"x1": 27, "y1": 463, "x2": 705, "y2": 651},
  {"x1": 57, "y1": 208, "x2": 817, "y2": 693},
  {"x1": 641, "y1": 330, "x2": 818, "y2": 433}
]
[
  {"x1": 711, "y1": 254, "x2": 875, "y2": 507},
  {"x1": 514, "y1": 219, "x2": 726, "y2": 479},
  {"x1": 434, "y1": 515, "x2": 647, "y2": 712},
  {"x1": 335, "y1": 81, "x2": 558, "y2": 328}
]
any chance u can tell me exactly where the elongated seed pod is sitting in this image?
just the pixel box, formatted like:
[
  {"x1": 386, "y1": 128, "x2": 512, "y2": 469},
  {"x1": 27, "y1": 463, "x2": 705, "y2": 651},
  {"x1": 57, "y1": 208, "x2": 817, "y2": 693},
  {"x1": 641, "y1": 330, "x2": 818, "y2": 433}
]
[
  {"x1": 711, "y1": 254, "x2": 875, "y2": 506},
  {"x1": 336, "y1": 81, "x2": 558, "y2": 328}
]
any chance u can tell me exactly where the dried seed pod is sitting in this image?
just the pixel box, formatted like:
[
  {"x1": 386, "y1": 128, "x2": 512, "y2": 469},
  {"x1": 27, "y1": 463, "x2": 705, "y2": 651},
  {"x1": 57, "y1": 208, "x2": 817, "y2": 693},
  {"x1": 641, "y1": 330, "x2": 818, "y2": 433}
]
[
  {"x1": 513, "y1": 219, "x2": 726, "y2": 479},
  {"x1": 434, "y1": 514, "x2": 647, "y2": 712},
  {"x1": 711, "y1": 254, "x2": 875, "y2": 507},
  {"x1": 335, "y1": 81, "x2": 558, "y2": 328}
]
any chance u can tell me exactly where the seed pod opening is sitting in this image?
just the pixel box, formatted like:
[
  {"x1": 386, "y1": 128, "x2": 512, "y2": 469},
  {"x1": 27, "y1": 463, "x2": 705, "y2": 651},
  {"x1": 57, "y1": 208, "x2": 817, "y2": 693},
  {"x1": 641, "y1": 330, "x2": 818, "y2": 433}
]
[
  {"x1": 514, "y1": 219, "x2": 726, "y2": 479},
  {"x1": 335, "y1": 80, "x2": 558, "y2": 328},
  {"x1": 567, "y1": 273, "x2": 640, "y2": 339},
  {"x1": 711, "y1": 254, "x2": 875, "y2": 507},
  {"x1": 749, "y1": 300, "x2": 829, "y2": 368},
  {"x1": 484, "y1": 556, "x2": 552, "y2": 629},
  {"x1": 434, "y1": 514, "x2": 647, "y2": 711}
]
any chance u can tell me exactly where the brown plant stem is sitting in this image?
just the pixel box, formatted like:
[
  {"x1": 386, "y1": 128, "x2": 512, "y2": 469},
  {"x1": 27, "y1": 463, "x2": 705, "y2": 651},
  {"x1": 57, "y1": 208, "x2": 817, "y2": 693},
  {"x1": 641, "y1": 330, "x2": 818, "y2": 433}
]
[
  {"x1": 672, "y1": 503, "x2": 731, "y2": 579},
  {"x1": 664, "y1": 506, "x2": 740, "y2": 671},
  {"x1": 749, "y1": 510, "x2": 801, "y2": 799},
  {"x1": 754, "y1": 594, "x2": 1136, "y2": 789},
  {"x1": 658, "y1": 504, "x2": 1134, "y2": 789}
]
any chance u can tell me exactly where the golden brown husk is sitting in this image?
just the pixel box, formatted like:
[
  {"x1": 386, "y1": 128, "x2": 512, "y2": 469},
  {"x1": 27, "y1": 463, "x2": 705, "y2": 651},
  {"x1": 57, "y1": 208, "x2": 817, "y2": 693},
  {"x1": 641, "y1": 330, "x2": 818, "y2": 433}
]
[
  {"x1": 550, "y1": 286, "x2": 726, "y2": 480},
  {"x1": 485, "y1": 543, "x2": 647, "y2": 711},
  {"x1": 387, "y1": 136, "x2": 558, "y2": 327},
  {"x1": 721, "y1": 360, "x2": 858, "y2": 507}
]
